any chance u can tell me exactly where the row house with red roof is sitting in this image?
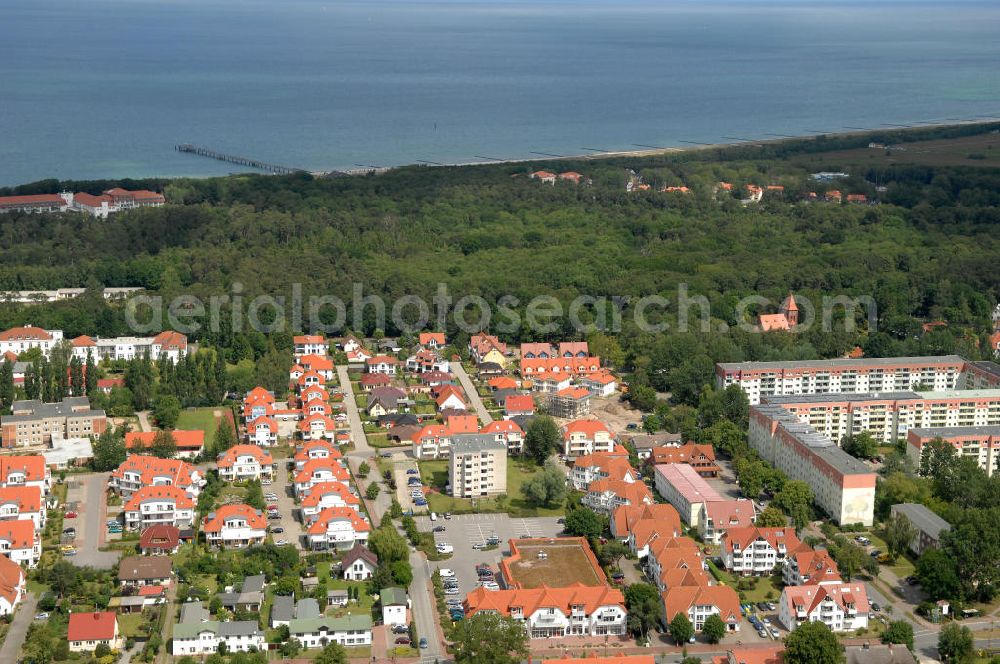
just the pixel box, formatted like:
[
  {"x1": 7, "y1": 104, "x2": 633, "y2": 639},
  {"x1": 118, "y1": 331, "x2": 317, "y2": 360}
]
[
  {"x1": 720, "y1": 527, "x2": 805, "y2": 577},
  {"x1": 531, "y1": 372, "x2": 572, "y2": 394},
  {"x1": 520, "y1": 356, "x2": 602, "y2": 377},
  {"x1": 0, "y1": 326, "x2": 64, "y2": 356},
  {"x1": 216, "y1": 445, "x2": 275, "y2": 483},
  {"x1": 503, "y1": 394, "x2": 535, "y2": 419},
  {"x1": 562, "y1": 420, "x2": 615, "y2": 457},
  {"x1": 520, "y1": 342, "x2": 590, "y2": 359},
  {"x1": 779, "y1": 581, "x2": 869, "y2": 632},
  {"x1": 125, "y1": 430, "x2": 204, "y2": 460},
  {"x1": 571, "y1": 452, "x2": 641, "y2": 491},
  {"x1": 699, "y1": 499, "x2": 756, "y2": 545},
  {"x1": 292, "y1": 354, "x2": 335, "y2": 381},
  {"x1": 411, "y1": 415, "x2": 480, "y2": 460},
  {"x1": 293, "y1": 439, "x2": 343, "y2": 470},
  {"x1": 648, "y1": 443, "x2": 721, "y2": 477},
  {"x1": 306, "y1": 507, "x2": 370, "y2": 551},
  {"x1": 0, "y1": 519, "x2": 41, "y2": 567},
  {"x1": 69, "y1": 330, "x2": 187, "y2": 363},
  {"x1": 579, "y1": 371, "x2": 618, "y2": 397},
  {"x1": 583, "y1": 478, "x2": 653, "y2": 514},
  {"x1": 0, "y1": 486, "x2": 45, "y2": 531},
  {"x1": 481, "y1": 419, "x2": 525, "y2": 455},
  {"x1": 405, "y1": 349, "x2": 449, "y2": 373},
  {"x1": 366, "y1": 355, "x2": 398, "y2": 375},
  {"x1": 109, "y1": 455, "x2": 203, "y2": 500},
  {"x1": 123, "y1": 485, "x2": 196, "y2": 531},
  {"x1": 294, "y1": 458, "x2": 350, "y2": 497},
  {"x1": 661, "y1": 583, "x2": 743, "y2": 634},
  {"x1": 610, "y1": 503, "x2": 681, "y2": 545},
  {"x1": 783, "y1": 548, "x2": 841, "y2": 586},
  {"x1": 294, "y1": 335, "x2": 328, "y2": 358},
  {"x1": 418, "y1": 332, "x2": 446, "y2": 349},
  {"x1": 300, "y1": 481, "x2": 361, "y2": 521},
  {"x1": 202, "y1": 504, "x2": 268, "y2": 549},
  {"x1": 0, "y1": 554, "x2": 26, "y2": 615},
  {"x1": 464, "y1": 584, "x2": 627, "y2": 638},
  {"x1": 0, "y1": 455, "x2": 51, "y2": 495}
]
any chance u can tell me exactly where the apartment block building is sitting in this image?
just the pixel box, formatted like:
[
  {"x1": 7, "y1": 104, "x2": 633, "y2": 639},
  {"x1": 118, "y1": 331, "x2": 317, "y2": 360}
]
[
  {"x1": 889, "y1": 503, "x2": 951, "y2": 556},
  {"x1": 202, "y1": 504, "x2": 268, "y2": 549},
  {"x1": 716, "y1": 356, "x2": 971, "y2": 404},
  {"x1": 109, "y1": 456, "x2": 203, "y2": 500},
  {"x1": 762, "y1": 390, "x2": 1000, "y2": 447},
  {"x1": 906, "y1": 426, "x2": 1000, "y2": 476},
  {"x1": 749, "y1": 404, "x2": 876, "y2": 526},
  {"x1": 464, "y1": 585, "x2": 627, "y2": 638},
  {"x1": 216, "y1": 445, "x2": 275, "y2": 483},
  {"x1": 0, "y1": 326, "x2": 64, "y2": 356},
  {"x1": 448, "y1": 434, "x2": 508, "y2": 498},
  {"x1": 1, "y1": 397, "x2": 107, "y2": 448},
  {"x1": 562, "y1": 420, "x2": 615, "y2": 457}
]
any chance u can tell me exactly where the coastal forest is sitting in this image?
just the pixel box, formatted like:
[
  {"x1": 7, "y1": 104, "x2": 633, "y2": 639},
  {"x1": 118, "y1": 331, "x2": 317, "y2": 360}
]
[{"x1": 1, "y1": 124, "x2": 998, "y2": 407}]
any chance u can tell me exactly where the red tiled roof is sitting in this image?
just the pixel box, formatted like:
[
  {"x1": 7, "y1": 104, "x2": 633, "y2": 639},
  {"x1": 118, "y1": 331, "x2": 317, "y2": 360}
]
[
  {"x1": 481, "y1": 420, "x2": 524, "y2": 436},
  {"x1": 294, "y1": 335, "x2": 325, "y2": 345},
  {"x1": 759, "y1": 314, "x2": 791, "y2": 332},
  {"x1": 294, "y1": 458, "x2": 349, "y2": 484},
  {"x1": 0, "y1": 519, "x2": 34, "y2": 550},
  {"x1": 465, "y1": 583, "x2": 624, "y2": 618},
  {"x1": 123, "y1": 485, "x2": 195, "y2": 512},
  {"x1": 419, "y1": 332, "x2": 446, "y2": 346},
  {"x1": 112, "y1": 455, "x2": 199, "y2": 490},
  {"x1": 711, "y1": 647, "x2": 784, "y2": 664},
  {"x1": 202, "y1": 503, "x2": 267, "y2": 532},
  {"x1": 612, "y1": 503, "x2": 681, "y2": 539},
  {"x1": 73, "y1": 193, "x2": 113, "y2": 208},
  {"x1": 152, "y1": 330, "x2": 187, "y2": 350},
  {"x1": 0, "y1": 194, "x2": 64, "y2": 208},
  {"x1": 139, "y1": 524, "x2": 180, "y2": 551},
  {"x1": 587, "y1": 478, "x2": 651, "y2": 505},
  {"x1": 0, "y1": 486, "x2": 42, "y2": 513},
  {"x1": 125, "y1": 430, "x2": 205, "y2": 451},
  {"x1": 662, "y1": 585, "x2": 741, "y2": 624},
  {"x1": 0, "y1": 456, "x2": 47, "y2": 484},
  {"x1": 71, "y1": 335, "x2": 97, "y2": 347},
  {"x1": 216, "y1": 444, "x2": 274, "y2": 468},
  {"x1": 300, "y1": 481, "x2": 359, "y2": 507},
  {"x1": 563, "y1": 419, "x2": 611, "y2": 440},
  {"x1": 0, "y1": 326, "x2": 53, "y2": 342},
  {"x1": 0, "y1": 554, "x2": 24, "y2": 606},
  {"x1": 504, "y1": 395, "x2": 535, "y2": 412},
  {"x1": 307, "y1": 506, "x2": 370, "y2": 535},
  {"x1": 293, "y1": 440, "x2": 342, "y2": 462},
  {"x1": 68, "y1": 612, "x2": 118, "y2": 643}
]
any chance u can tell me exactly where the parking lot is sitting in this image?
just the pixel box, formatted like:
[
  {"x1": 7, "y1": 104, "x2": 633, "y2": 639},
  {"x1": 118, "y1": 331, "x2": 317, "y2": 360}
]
[
  {"x1": 390, "y1": 453, "x2": 422, "y2": 512},
  {"x1": 414, "y1": 514, "x2": 564, "y2": 596},
  {"x1": 271, "y1": 462, "x2": 304, "y2": 549}
]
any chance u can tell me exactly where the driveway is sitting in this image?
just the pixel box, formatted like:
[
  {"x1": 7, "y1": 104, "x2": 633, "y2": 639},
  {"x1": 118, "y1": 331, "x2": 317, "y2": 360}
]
[
  {"x1": 450, "y1": 362, "x2": 493, "y2": 424},
  {"x1": 336, "y1": 365, "x2": 391, "y2": 523},
  {"x1": 0, "y1": 592, "x2": 37, "y2": 662},
  {"x1": 269, "y1": 461, "x2": 304, "y2": 550},
  {"x1": 392, "y1": 453, "x2": 421, "y2": 513},
  {"x1": 420, "y1": 514, "x2": 564, "y2": 594},
  {"x1": 136, "y1": 410, "x2": 152, "y2": 432},
  {"x1": 72, "y1": 473, "x2": 118, "y2": 569}
]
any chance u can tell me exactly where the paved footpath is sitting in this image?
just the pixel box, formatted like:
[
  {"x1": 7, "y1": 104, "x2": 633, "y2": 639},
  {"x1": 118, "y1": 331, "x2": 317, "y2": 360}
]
[
  {"x1": 0, "y1": 592, "x2": 37, "y2": 663},
  {"x1": 449, "y1": 362, "x2": 493, "y2": 424}
]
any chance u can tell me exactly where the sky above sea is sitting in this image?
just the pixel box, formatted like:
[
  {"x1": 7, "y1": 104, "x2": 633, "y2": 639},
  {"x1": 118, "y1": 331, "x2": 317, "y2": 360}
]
[{"x1": 1, "y1": 0, "x2": 998, "y2": 185}]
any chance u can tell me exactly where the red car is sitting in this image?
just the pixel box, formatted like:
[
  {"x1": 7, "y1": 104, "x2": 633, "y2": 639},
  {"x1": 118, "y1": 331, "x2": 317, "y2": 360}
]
[
  {"x1": 394, "y1": 637, "x2": 411, "y2": 645},
  {"x1": 65, "y1": 511, "x2": 78, "y2": 519}
]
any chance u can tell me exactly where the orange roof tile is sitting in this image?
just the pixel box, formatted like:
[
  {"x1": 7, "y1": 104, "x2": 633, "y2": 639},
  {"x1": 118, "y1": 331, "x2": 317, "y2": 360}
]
[
  {"x1": 68, "y1": 612, "x2": 118, "y2": 643},
  {"x1": 202, "y1": 503, "x2": 267, "y2": 532},
  {"x1": 307, "y1": 506, "x2": 370, "y2": 535},
  {"x1": 216, "y1": 444, "x2": 274, "y2": 468}
]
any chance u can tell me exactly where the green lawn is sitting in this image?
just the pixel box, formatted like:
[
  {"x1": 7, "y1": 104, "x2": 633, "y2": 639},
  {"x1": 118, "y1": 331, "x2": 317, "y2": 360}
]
[
  {"x1": 326, "y1": 579, "x2": 375, "y2": 617},
  {"x1": 176, "y1": 407, "x2": 221, "y2": 447},
  {"x1": 420, "y1": 460, "x2": 566, "y2": 517},
  {"x1": 707, "y1": 561, "x2": 783, "y2": 603},
  {"x1": 117, "y1": 613, "x2": 147, "y2": 638}
]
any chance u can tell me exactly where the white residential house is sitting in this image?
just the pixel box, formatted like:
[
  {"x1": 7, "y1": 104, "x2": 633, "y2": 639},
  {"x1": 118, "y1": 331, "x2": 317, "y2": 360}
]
[
  {"x1": 306, "y1": 507, "x2": 370, "y2": 550},
  {"x1": 122, "y1": 485, "x2": 196, "y2": 531},
  {"x1": 216, "y1": 445, "x2": 275, "y2": 483},
  {"x1": 0, "y1": 519, "x2": 40, "y2": 568},
  {"x1": 300, "y1": 482, "x2": 361, "y2": 522},
  {"x1": 380, "y1": 587, "x2": 409, "y2": 626},
  {"x1": 341, "y1": 544, "x2": 378, "y2": 581},
  {"x1": 202, "y1": 504, "x2": 268, "y2": 549},
  {"x1": 779, "y1": 582, "x2": 870, "y2": 633}
]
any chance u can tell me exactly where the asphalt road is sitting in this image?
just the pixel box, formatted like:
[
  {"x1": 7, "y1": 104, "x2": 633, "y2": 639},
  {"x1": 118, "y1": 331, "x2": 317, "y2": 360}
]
[
  {"x1": 449, "y1": 362, "x2": 493, "y2": 424},
  {"x1": 337, "y1": 365, "x2": 391, "y2": 522},
  {"x1": 0, "y1": 592, "x2": 37, "y2": 663},
  {"x1": 410, "y1": 551, "x2": 443, "y2": 660},
  {"x1": 73, "y1": 472, "x2": 118, "y2": 569}
]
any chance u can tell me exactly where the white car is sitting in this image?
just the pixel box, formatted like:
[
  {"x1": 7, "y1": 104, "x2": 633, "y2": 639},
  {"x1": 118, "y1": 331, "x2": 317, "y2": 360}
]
[
  {"x1": 276, "y1": 538, "x2": 289, "y2": 546},
  {"x1": 480, "y1": 581, "x2": 500, "y2": 591},
  {"x1": 436, "y1": 543, "x2": 454, "y2": 554},
  {"x1": 438, "y1": 568, "x2": 456, "y2": 578},
  {"x1": 444, "y1": 587, "x2": 460, "y2": 595}
]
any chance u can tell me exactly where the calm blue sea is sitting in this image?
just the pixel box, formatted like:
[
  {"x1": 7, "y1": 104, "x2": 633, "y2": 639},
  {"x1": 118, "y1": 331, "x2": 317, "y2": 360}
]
[{"x1": 1, "y1": 0, "x2": 999, "y2": 186}]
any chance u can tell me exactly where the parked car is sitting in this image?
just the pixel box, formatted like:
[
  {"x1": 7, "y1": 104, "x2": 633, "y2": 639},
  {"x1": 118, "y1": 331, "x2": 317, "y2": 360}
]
[
  {"x1": 855, "y1": 536, "x2": 871, "y2": 545},
  {"x1": 432, "y1": 526, "x2": 446, "y2": 533},
  {"x1": 443, "y1": 513, "x2": 451, "y2": 520},
  {"x1": 472, "y1": 543, "x2": 486, "y2": 550},
  {"x1": 870, "y1": 550, "x2": 882, "y2": 558},
  {"x1": 769, "y1": 628, "x2": 780, "y2": 639},
  {"x1": 392, "y1": 624, "x2": 409, "y2": 634},
  {"x1": 395, "y1": 637, "x2": 411, "y2": 645},
  {"x1": 436, "y1": 543, "x2": 454, "y2": 554},
  {"x1": 406, "y1": 469, "x2": 418, "y2": 475},
  {"x1": 767, "y1": 602, "x2": 777, "y2": 611},
  {"x1": 871, "y1": 602, "x2": 881, "y2": 612},
  {"x1": 268, "y1": 514, "x2": 281, "y2": 520},
  {"x1": 626, "y1": 423, "x2": 639, "y2": 431},
  {"x1": 271, "y1": 527, "x2": 284, "y2": 534},
  {"x1": 419, "y1": 637, "x2": 428, "y2": 649},
  {"x1": 64, "y1": 511, "x2": 78, "y2": 519},
  {"x1": 444, "y1": 587, "x2": 460, "y2": 595},
  {"x1": 756, "y1": 602, "x2": 769, "y2": 611},
  {"x1": 438, "y1": 568, "x2": 456, "y2": 577},
  {"x1": 414, "y1": 499, "x2": 428, "y2": 506},
  {"x1": 276, "y1": 538, "x2": 289, "y2": 546},
  {"x1": 481, "y1": 581, "x2": 500, "y2": 591},
  {"x1": 34, "y1": 612, "x2": 49, "y2": 621}
]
